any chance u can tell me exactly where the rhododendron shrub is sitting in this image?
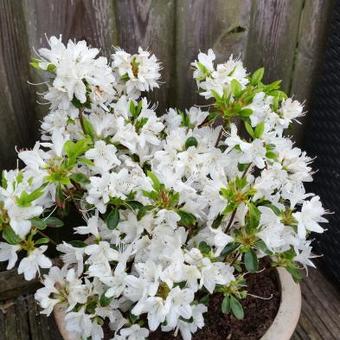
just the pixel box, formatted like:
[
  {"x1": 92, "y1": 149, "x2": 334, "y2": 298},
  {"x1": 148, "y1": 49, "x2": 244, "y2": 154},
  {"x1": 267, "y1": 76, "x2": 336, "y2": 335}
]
[{"x1": 0, "y1": 36, "x2": 327, "y2": 340}]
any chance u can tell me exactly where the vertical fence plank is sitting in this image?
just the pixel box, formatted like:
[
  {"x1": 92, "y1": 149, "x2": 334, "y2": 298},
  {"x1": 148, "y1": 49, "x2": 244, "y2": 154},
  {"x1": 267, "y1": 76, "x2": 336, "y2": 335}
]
[
  {"x1": 291, "y1": 0, "x2": 333, "y2": 101},
  {"x1": 176, "y1": 0, "x2": 251, "y2": 109},
  {"x1": 0, "y1": 0, "x2": 36, "y2": 170},
  {"x1": 24, "y1": 0, "x2": 118, "y2": 56},
  {"x1": 246, "y1": 0, "x2": 304, "y2": 91},
  {"x1": 290, "y1": 0, "x2": 334, "y2": 143},
  {"x1": 115, "y1": 0, "x2": 176, "y2": 112},
  {"x1": 23, "y1": 0, "x2": 118, "y2": 120}
]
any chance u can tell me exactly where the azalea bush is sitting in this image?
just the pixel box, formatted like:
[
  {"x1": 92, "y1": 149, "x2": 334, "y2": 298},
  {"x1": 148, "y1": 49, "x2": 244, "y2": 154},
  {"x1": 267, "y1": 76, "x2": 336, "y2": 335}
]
[{"x1": 0, "y1": 36, "x2": 328, "y2": 340}]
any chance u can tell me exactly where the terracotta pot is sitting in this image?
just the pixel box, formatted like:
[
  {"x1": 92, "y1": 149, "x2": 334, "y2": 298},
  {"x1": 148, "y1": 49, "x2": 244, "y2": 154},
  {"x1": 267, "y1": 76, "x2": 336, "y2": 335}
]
[{"x1": 54, "y1": 268, "x2": 301, "y2": 340}]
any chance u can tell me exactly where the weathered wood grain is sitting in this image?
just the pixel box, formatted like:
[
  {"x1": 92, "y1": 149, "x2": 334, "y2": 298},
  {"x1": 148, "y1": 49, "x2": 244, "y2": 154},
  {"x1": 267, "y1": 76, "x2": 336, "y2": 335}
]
[
  {"x1": 290, "y1": 0, "x2": 334, "y2": 144},
  {"x1": 15, "y1": 296, "x2": 30, "y2": 340},
  {"x1": 0, "y1": 269, "x2": 40, "y2": 301},
  {"x1": 4, "y1": 302, "x2": 17, "y2": 340},
  {"x1": 0, "y1": 0, "x2": 36, "y2": 170},
  {"x1": 23, "y1": 0, "x2": 118, "y2": 120},
  {"x1": 24, "y1": 0, "x2": 117, "y2": 56},
  {"x1": 246, "y1": 0, "x2": 304, "y2": 91},
  {"x1": 176, "y1": 0, "x2": 252, "y2": 109},
  {"x1": 115, "y1": 0, "x2": 176, "y2": 112}
]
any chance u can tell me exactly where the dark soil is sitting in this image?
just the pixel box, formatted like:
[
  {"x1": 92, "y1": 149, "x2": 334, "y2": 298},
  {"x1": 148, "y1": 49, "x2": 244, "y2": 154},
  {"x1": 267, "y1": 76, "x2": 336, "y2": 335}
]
[
  {"x1": 150, "y1": 261, "x2": 280, "y2": 340},
  {"x1": 101, "y1": 260, "x2": 280, "y2": 339}
]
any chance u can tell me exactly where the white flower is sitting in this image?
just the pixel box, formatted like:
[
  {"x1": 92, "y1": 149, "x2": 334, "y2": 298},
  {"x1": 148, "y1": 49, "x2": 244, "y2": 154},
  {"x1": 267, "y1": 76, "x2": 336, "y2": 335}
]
[
  {"x1": 257, "y1": 206, "x2": 293, "y2": 252},
  {"x1": 65, "y1": 308, "x2": 104, "y2": 340},
  {"x1": 294, "y1": 240, "x2": 318, "y2": 270},
  {"x1": 18, "y1": 246, "x2": 52, "y2": 280},
  {"x1": 165, "y1": 287, "x2": 195, "y2": 329},
  {"x1": 85, "y1": 140, "x2": 120, "y2": 174},
  {"x1": 0, "y1": 242, "x2": 20, "y2": 269},
  {"x1": 74, "y1": 212, "x2": 105, "y2": 239},
  {"x1": 192, "y1": 49, "x2": 215, "y2": 81},
  {"x1": 112, "y1": 47, "x2": 161, "y2": 98},
  {"x1": 169, "y1": 303, "x2": 207, "y2": 340},
  {"x1": 56, "y1": 242, "x2": 85, "y2": 275},
  {"x1": 116, "y1": 324, "x2": 149, "y2": 340},
  {"x1": 38, "y1": 36, "x2": 116, "y2": 110},
  {"x1": 35, "y1": 266, "x2": 65, "y2": 315},
  {"x1": 278, "y1": 98, "x2": 304, "y2": 128},
  {"x1": 293, "y1": 196, "x2": 327, "y2": 239},
  {"x1": 212, "y1": 229, "x2": 233, "y2": 256}
]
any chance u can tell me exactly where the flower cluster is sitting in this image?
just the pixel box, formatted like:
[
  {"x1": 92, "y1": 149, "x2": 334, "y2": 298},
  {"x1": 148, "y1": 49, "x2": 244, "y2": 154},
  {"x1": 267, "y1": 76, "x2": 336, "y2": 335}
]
[{"x1": 0, "y1": 38, "x2": 327, "y2": 340}]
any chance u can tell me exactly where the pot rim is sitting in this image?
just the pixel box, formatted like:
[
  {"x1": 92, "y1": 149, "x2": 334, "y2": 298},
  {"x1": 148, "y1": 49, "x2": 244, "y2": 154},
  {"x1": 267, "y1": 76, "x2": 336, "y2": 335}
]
[
  {"x1": 260, "y1": 267, "x2": 301, "y2": 340},
  {"x1": 54, "y1": 267, "x2": 301, "y2": 340}
]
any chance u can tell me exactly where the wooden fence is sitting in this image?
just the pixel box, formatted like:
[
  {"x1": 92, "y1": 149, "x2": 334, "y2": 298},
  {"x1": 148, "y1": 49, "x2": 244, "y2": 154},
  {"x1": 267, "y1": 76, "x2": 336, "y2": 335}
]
[{"x1": 0, "y1": 0, "x2": 333, "y2": 169}]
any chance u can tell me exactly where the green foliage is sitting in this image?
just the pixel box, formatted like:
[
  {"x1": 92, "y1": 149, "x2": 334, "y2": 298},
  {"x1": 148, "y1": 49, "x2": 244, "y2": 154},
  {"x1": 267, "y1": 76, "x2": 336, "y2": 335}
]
[
  {"x1": 30, "y1": 217, "x2": 47, "y2": 230},
  {"x1": 219, "y1": 177, "x2": 255, "y2": 215},
  {"x1": 45, "y1": 216, "x2": 64, "y2": 228},
  {"x1": 244, "y1": 249, "x2": 259, "y2": 273},
  {"x1": 16, "y1": 186, "x2": 45, "y2": 208},
  {"x1": 185, "y1": 136, "x2": 198, "y2": 149},
  {"x1": 106, "y1": 207, "x2": 120, "y2": 230},
  {"x1": 177, "y1": 210, "x2": 197, "y2": 227},
  {"x1": 250, "y1": 67, "x2": 264, "y2": 86},
  {"x1": 230, "y1": 295, "x2": 244, "y2": 320},
  {"x1": 198, "y1": 241, "x2": 211, "y2": 256},
  {"x1": 70, "y1": 172, "x2": 90, "y2": 185},
  {"x1": 100, "y1": 293, "x2": 113, "y2": 307},
  {"x1": 2, "y1": 225, "x2": 21, "y2": 244}
]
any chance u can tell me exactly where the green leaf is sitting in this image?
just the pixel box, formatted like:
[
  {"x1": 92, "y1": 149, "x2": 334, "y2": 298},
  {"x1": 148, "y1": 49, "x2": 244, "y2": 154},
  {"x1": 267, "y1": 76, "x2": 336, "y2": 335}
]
[
  {"x1": 230, "y1": 295, "x2": 244, "y2": 320},
  {"x1": 254, "y1": 122, "x2": 265, "y2": 138},
  {"x1": 244, "y1": 121, "x2": 254, "y2": 138},
  {"x1": 64, "y1": 137, "x2": 91, "y2": 162},
  {"x1": 239, "y1": 108, "x2": 253, "y2": 118},
  {"x1": 147, "y1": 171, "x2": 162, "y2": 191},
  {"x1": 177, "y1": 210, "x2": 196, "y2": 227},
  {"x1": 231, "y1": 79, "x2": 242, "y2": 97},
  {"x1": 46, "y1": 63, "x2": 56, "y2": 73},
  {"x1": 82, "y1": 116, "x2": 96, "y2": 139},
  {"x1": 100, "y1": 293, "x2": 113, "y2": 307},
  {"x1": 126, "y1": 200, "x2": 144, "y2": 211},
  {"x1": 221, "y1": 242, "x2": 240, "y2": 257},
  {"x1": 221, "y1": 295, "x2": 231, "y2": 314},
  {"x1": 71, "y1": 96, "x2": 83, "y2": 109},
  {"x1": 135, "y1": 117, "x2": 148, "y2": 133},
  {"x1": 211, "y1": 214, "x2": 223, "y2": 229},
  {"x1": 1, "y1": 171, "x2": 7, "y2": 189},
  {"x1": 16, "y1": 186, "x2": 45, "y2": 207},
  {"x1": 246, "y1": 203, "x2": 260, "y2": 231},
  {"x1": 251, "y1": 67, "x2": 264, "y2": 85},
  {"x1": 35, "y1": 237, "x2": 50, "y2": 245},
  {"x1": 70, "y1": 172, "x2": 90, "y2": 185},
  {"x1": 199, "y1": 294, "x2": 210, "y2": 306},
  {"x1": 256, "y1": 239, "x2": 272, "y2": 255},
  {"x1": 30, "y1": 217, "x2": 47, "y2": 230},
  {"x1": 198, "y1": 241, "x2": 211, "y2": 255},
  {"x1": 286, "y1": 265, "x2": 303, "y2": 283},
  {"x1": 185, "y1": 137, "x2": 198, "y2": 150},
  {"x1": 266, "y1": 151, "x2": 277, "y2": 160},
  {"x1": 30, "y1": 58, "x2": 41, "y2": 70},
  {"x1": 69, "y1": 240, "x2": 87, "y2": 248},
  {"x1": 2, "y1": 226, "x2": 21, "y2": 244},
  {"x1": 106, "y1": 207, "x2": 120, "y2": 230},
  {"x1": 45, "y1": 216, "x2": 64, "y2": 228},
  {"x1": 244, "y1": 249, "x2": 259, "y2": 273}
]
